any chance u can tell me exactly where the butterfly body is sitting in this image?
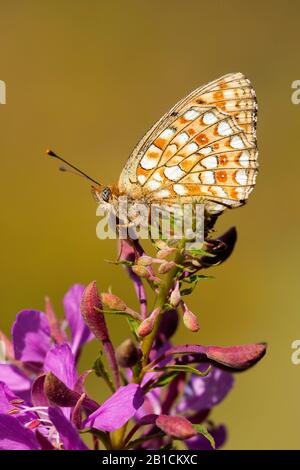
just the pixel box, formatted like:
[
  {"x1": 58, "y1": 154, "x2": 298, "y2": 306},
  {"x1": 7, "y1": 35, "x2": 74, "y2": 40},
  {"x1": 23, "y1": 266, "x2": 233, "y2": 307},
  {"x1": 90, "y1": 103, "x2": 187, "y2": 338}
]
[{"x1": 93, "y1": 73, "x2": 258, "y2": 219}]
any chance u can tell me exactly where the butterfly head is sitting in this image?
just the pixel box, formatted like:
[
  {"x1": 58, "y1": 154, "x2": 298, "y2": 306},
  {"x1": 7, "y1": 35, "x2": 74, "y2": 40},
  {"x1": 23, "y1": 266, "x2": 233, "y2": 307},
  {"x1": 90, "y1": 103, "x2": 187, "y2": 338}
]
[{"x1": 91, "y1": 185, "x2": 113, "y2": 204}]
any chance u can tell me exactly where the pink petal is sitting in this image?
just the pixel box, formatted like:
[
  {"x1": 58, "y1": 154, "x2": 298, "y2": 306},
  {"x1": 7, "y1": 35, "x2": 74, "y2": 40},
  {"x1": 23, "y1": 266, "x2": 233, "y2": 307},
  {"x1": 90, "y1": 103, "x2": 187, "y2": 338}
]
[{"x1": 84, "y1": 384, "x2": 144, "y2": 432}]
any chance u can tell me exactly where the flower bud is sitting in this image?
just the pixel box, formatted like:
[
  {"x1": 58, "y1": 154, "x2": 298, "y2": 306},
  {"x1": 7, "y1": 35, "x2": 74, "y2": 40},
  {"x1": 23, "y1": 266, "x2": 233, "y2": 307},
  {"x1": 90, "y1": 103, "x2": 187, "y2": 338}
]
[
  {"x1": 45, "y1": 296, "x2": 66, "y2": 344},
  {"x1": 156, "y1": 415, "x2": 197, "y2": 440},
  {"x1": 116, "y1": 339, "x2": 141, "y2": 368},
  {"x1": 170, "y1": 282, "x2": 181, "y2": 308},
  {"x1": 44, "y1": 372, "x2": 78, "y2": 407},
  {"x1": 137, "y1": 256, "x2": 154, "y2": 267},
  {"x1": 80, "y1": 281, "x2": 109, "y2": 342},
  {"x1": 158, "y1": 261, "x2": 176, "y2": 275},
  {"x1": 156, "y1": 247, "x2": 176, "y2": 259},
  {"x1": 182, "y1": 303, "x2": 200, "y2": 332},
  {"x1": 137, "y1": 318, "x2": 153, "y2": 337},
  {"x1": 0, "y1": 331, "x2": 14, "y2": 361},
  {"x1": 191, "y1": 259, "x2": 201, "y2": 267},
  {"x1": 207, "y1": 343, "x2": 267, "y2": 370},
  {"x1": 101, "y1": 293, "x2": 141, "y2": 322},
  {"x1": 137, "y1": 308, "x2": 160, "y2": 338},
  {"x1": 155, "y1": 240, "x2": 168, "y2": 250},
  {"x1": 131, "y1": 265, "x2": 150, "y2": 278},
  {"x1": 101, "y1": 293, "x2": 127, "y2": 312}
]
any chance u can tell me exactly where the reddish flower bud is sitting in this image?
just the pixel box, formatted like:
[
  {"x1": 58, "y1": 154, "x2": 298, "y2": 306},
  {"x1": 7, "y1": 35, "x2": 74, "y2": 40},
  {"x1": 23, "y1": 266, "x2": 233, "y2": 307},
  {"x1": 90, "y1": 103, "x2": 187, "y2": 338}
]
[
  {"x1": 101, "y1": 293, "x2": 127, "y2": 312},
  {"x1": 80, "y1": 281, "x2": 109, "y2": 342},
  {"x1": 137, "y1": 256, "x2": 154, "y2": 267},
  {"x1": 207, "y1": 343, "x2": 267, "y2": 370},
  {"x1": 170, "y1": 282, "x2": 181, "y2": 308},
  {"x1": 44, "y1": 372, "x2": 98, "y2": 412},
  {"x1": 101, "y1": 292, "x2": 141, "y2": 321},
  {"x1": 156, "y1": 247, "x2": 176, "y2": 259},
  {"x1": 158, "y1": 261, "x2": 176, "y2": 274},
  {"x1": 182, "y1": 303, "x2": 200, "y2": 332},
  {"x1": 116, "y1": 339, "x2": 141, "y2": 368},
  {"x1": 0, "y1": 331, "x2": 14, "y2": 360},
  {"x1": 137, "y1": 317, "x2": 154, "y2": 338},
  {"x1": 156, "y1": 415, "x2": 197, "y2": 440},
  {"x1": 81, "y1": 282, "x2": 121, "y2": 389},
  {"x1": 155, "y1": 240, "x2": 168, "y2": 250},
  {"x1": 137, "y1": 308, "x2": 160, "y2": 338},
  {"x1": 131, "y1": 265, "x2": 150, "y2": 278},
  {"x1": 45, "y1": 296, "x2": 67, "y2": 344},
  {"x1": 44, "y1": 372, "x2": 78, "y2": 407}
]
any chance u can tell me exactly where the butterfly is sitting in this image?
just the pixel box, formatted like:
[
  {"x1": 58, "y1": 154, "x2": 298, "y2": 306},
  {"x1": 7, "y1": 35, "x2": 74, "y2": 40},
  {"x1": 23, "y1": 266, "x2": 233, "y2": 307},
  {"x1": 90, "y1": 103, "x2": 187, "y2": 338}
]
[{"x1": 48, "y1": 72, "x2": 258, "y2": 222}]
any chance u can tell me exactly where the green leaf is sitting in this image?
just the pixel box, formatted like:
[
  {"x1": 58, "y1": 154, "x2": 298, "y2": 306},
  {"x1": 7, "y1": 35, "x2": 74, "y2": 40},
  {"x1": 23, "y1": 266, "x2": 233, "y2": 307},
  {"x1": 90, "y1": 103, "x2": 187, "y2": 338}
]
[
  {"x1": 151, "y1": 364, "x2": 211, "y2": 377},
  {"x1": 93, "y1": 353, "x2": 115, "y2": 392},
  {"x1": 160, "y1": 443, "x2": 177, "y2": 450},
  {"x1": 151, "y1": 371, "x2": 178, "y2": 388},
  {"x1": 183, "y1": 274, "x2": 213, "y2": 284},
  {"x1": 105, "y1": 259, "x2": 133, "y2": 267},
  {"x1": 80, "y1": 428, "x2": 110, "y2": 448},
  {"x1": 126, "y1": 316, "x2": 140, "y2": 341},
  {"x1": 188, "y1": 248, "x2": 215, "y2": 258},
  {"x1": 193, "y1": 424, "x2": 215, "y2": 449},
  {"x1": 125, "y1": 432, "x2": 164, "y2": 449}
]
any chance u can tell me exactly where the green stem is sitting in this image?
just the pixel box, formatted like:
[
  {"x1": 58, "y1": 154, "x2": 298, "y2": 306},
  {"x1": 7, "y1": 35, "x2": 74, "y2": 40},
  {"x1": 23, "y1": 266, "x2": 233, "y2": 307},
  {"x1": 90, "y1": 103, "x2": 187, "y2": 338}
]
[{"x1": 137, "y1": 238, "x2": 186, "y2": 383}]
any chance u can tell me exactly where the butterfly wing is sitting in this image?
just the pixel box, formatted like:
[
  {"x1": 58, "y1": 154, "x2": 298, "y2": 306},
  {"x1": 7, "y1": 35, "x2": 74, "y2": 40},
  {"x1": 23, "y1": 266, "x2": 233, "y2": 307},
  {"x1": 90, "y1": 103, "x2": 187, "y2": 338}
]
[{"x1": 118, "y1": 73, "x2": 258, "y2": 214}]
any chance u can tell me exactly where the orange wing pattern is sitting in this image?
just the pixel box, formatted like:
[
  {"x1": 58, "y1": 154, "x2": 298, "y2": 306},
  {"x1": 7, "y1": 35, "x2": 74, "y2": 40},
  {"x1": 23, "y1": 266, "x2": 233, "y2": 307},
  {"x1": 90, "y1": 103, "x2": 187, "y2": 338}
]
[{"x1": 118, "y1": 73, "x2": 258, "y2": 214}]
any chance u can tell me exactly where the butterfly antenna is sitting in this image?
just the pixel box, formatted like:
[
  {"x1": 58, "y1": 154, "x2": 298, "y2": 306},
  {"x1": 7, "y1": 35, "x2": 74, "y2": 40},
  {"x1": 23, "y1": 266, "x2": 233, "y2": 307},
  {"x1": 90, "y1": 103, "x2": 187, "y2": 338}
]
[{"x1": 46, "y1": 149, "x2": 101, "y2": 186}]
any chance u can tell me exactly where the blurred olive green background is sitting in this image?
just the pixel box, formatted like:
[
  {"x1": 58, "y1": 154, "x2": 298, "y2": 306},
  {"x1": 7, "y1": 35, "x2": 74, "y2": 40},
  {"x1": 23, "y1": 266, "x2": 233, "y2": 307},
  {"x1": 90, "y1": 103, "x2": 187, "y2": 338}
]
[{"x1": 0, "y1": 0, "x2": 299, "y2": 449}]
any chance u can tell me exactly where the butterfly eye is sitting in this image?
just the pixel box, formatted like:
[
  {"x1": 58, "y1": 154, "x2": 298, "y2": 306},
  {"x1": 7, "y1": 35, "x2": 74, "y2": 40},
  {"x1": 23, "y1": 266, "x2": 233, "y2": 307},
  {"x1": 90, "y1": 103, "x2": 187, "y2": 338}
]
[{"x1": 102, "y1": 187, "x2": 111, "y2": 202}]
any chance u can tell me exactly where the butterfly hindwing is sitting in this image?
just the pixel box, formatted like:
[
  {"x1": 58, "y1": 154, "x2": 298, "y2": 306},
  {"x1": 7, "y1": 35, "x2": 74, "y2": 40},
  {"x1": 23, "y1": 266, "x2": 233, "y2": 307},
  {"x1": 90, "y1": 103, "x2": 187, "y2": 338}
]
[{"x1": 118, "y1": 73, "x2": 258, "y2": 214}]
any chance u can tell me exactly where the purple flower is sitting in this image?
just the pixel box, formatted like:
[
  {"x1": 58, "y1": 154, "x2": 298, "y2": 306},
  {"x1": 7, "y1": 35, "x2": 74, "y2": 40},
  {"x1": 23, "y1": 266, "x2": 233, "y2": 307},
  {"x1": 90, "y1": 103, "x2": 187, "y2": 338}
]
[
  {"x1": 176, "y1": 363, "x2": 234, "y2": 414},
  {"x1": 0, "y1": 414, "x2": 42, "y2": 450},
  {"x1": 63, "y1": 284, "x2": 93, "y2": 357},
  {"x1": 85, "y1": 384, "x2": 144, "y2": 432},
  {"x1": 136, "y1": 361, "x2": 233, "y2": 450},
  {"x1": 0, "y1": 380, "x2": 88, "y2": 450},
  {"x1": 0, "y1": 284, "x2": 93, "y2": 400}
]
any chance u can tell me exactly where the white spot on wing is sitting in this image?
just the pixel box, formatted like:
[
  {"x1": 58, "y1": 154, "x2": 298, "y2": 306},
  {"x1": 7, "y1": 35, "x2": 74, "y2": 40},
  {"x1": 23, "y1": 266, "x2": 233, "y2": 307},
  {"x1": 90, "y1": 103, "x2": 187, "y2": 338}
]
[
  {"x1": 175, "y1": 132, "x2": 189, "y2": 145},
  {"x1": 164, "y1": 165, "x2": 186, "y2": 181},
  {"x1": 235, "y1": 169, "x2": 248, "y2": 185},
  {"x1": 186, "y1": 142, "x2": 198, "y2": 154},
  {"x1": 239, "y1": 151, "x2": 250, "y2": 167},
  {"x1": 166, "y1": 144, "x2": 178, "y2": 157},
  {"x1": 141, "y1": 155, "x2": 159, "y2": 170},
  {"x1": 211, "y1": 186, "x2": 227, "y2": 198},
  {"x1": 147, "y1": 180, "x2": 161, "y2": 190},
  {"x1": 203, "y1": 112, "x2": 218, "y2": 125},
  {"x1": 201, "y1": 156, "x2": 218, "y2": 169},
  {"x1": 154, "y1": 189, "x2": 171, "y2": 198},
  {"x1": 173, "y1": 184, "x2": 187, "y2": 195},
  {"x1": 160, "y1": 128, "x2": 176, "y2": 139},
  {"x1": 201, "y1": 171, "x2": 215, "y2": 184},
  {"x1": 217, "y1": 121, "x2": 232, "y2": 136},
  {"x1": 152, "y1": 171, "x2": 163, "y2": 182},
  {"x1": 224, "y1": 89, "x2": 235, "y2": 99},
  {"x1": 230, "y1": 135, "x2": 244, "y2": 149},
  {"x1": 138, "y1": 174, "x2": 146, "y2": 184},
  {"x1": 183, "y1": 109, "x2": 200, "y2": 120},
  {"x1": 199, "y1": 146, "x2": 212, "y2": 156}
]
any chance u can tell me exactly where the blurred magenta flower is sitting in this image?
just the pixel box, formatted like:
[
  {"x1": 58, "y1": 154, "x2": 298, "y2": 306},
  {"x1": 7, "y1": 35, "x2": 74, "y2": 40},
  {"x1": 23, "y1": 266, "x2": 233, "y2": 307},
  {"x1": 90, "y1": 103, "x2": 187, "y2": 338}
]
[
  {"x1": 0, "y1": 285, "x2": 93, "y2": 400},
  {"x1": 0, "y1": 230, "x2": 267, "y2": 450}
]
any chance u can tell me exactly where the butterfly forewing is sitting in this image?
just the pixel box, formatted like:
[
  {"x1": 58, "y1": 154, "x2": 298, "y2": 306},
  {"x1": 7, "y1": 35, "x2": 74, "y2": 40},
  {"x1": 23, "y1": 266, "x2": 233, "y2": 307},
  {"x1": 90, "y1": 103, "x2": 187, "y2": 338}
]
[{"x1": 118, "y1": 73, "x2": 258, "y2": 214}]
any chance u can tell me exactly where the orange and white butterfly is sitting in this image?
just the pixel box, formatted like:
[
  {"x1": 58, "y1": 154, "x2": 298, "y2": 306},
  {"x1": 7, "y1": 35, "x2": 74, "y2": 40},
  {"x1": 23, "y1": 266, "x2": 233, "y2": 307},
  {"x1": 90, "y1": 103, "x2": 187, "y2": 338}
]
[{"x1": 49, "y1": 72, "x2": 258, "y2": 222}]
